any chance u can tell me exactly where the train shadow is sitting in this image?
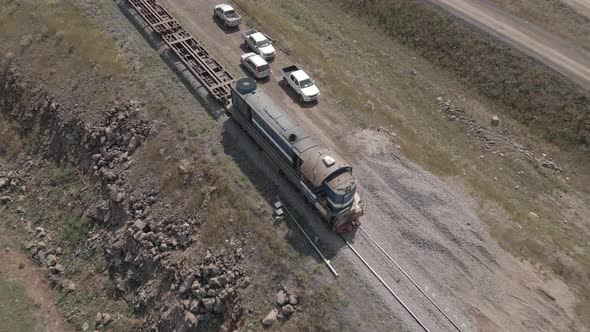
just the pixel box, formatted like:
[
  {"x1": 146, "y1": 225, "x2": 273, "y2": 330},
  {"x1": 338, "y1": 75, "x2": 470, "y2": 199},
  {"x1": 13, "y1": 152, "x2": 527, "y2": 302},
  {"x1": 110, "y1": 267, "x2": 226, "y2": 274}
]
[{"x1": 221, "y1": 119, "x2": 350, "y2": 263}]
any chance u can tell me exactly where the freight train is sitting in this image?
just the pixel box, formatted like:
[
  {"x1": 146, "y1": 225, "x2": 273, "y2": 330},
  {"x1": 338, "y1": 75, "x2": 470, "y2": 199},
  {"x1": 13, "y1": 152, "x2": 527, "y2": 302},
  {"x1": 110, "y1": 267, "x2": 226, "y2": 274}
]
[{"x1": 228, "y1": 77, "x2": 363, "y2": 233}]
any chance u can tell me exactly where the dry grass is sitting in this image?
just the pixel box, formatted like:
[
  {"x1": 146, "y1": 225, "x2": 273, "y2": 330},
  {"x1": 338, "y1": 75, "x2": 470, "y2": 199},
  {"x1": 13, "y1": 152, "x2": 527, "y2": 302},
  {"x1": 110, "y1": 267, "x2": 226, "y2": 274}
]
[{"x1": 0, "y1": 0, "x2": 129, "y2": 111}]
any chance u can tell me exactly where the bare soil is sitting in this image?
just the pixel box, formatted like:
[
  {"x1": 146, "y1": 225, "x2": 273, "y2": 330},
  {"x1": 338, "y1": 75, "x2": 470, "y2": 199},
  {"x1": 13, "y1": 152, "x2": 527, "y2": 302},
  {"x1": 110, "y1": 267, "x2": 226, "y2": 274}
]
[{"x1": 0, "y1": 211, "x2": 70, "y2": 332}]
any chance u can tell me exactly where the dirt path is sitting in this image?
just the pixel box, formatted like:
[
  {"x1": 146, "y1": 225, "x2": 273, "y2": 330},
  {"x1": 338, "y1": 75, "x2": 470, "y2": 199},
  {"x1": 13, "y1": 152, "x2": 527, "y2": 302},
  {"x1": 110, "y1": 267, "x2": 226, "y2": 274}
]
[
  {"x1": 132, "y1": 0, "x2": 580, "y2": 330},
  {"x1": 426, "y1": 0, "x2": 590, "y2": 90},
  {"x1": 0, "y1": 229, "x2": 70, "y2": 332},
  {"x1": 563, "y1": 0, "x2": 590, "y2": 19}
]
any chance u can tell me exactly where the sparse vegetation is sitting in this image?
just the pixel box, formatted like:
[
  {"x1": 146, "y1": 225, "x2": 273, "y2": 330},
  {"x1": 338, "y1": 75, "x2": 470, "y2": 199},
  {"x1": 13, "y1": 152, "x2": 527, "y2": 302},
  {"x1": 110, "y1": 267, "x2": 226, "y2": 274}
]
[
  {"x1": 62, "y1": 214, "x2": 90, "y2": 244},
  {"x1": 0, "y1": 279, "x2": 38, "y2": 332},
  {"x1": 342, "y1": 0, "x2": 590, "y2": 148}
]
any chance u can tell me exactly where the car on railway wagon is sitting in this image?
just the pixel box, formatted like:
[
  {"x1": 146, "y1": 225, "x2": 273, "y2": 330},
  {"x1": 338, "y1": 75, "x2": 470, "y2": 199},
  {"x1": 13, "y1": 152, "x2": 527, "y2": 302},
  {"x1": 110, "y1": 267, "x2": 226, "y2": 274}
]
[
  {"x1": 213, "y1": 4, "x2": 241, "y2": 27},
  {"x1": 228, "y1": 77, "x2": 363, "y2": 233}
]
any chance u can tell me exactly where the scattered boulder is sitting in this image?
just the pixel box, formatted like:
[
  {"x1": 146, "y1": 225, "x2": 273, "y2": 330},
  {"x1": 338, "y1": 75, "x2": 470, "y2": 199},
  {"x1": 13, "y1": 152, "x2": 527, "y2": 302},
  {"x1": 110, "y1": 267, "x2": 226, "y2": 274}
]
[
  {"x1": 261, "y1": 309, "x2": 278, "y2": 327},
  {"x1": 178, "y1": 275, "x2": 195, "y2": 294},
  {"x1": 133, "y1": 219, "x2": 146, "y2": 231},
  {"x1": 189, "y1": 300, "x2": 199, "y2": 313},
  {"x1": 209, "y1": 276, "x2": 224, "y2": 288},
  {"x1": 67, "y1": 282, "x2": 77, "y2": 292},
  {"x1": 213, "y1": 297, "x2": 226, "y2": 313},
  {"x1": 288, "y1": 294, "x2": 298, "y2": 305},
  {"x1": 128, "y1": 136, "x2": 139, "y2": 152},
  {"x1": 0, "y1": 196, "x2": 12, "y2": 204},
  {"x1": 178, "y1": 159, "x2": 191, "y2": 175},
  {"x1": 276, "y1": 290, "x2": 288, "y2": 306},
  {"x1": 45, "y1": 254, "x2": 57, "y2": 267},
  {"x1": 102, "y1": 313, "x2": 112, "y2": 326},
  {"x1": 185, "y1": 311, "x2": 198, "y2": 328},
  {"x1": 202, "y1": 298, "x2": 215, "y2": 312},
  {"x1": 491, "y1": 115, "x2": 500, "y2": 127},
  {"x1": 282, "y1": 304, "x2": 295, "y2": 316},
  {"x1": 190, "y1": 280, "x2": 201, "y2": 294}
]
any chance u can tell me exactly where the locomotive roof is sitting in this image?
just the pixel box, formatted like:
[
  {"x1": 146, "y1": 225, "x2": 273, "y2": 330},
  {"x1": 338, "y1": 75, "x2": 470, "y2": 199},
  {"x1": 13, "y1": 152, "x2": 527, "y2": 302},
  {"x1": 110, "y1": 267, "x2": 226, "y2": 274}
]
[{"x1": 237, "y1": 86, "x2": 352, "y2": 187}]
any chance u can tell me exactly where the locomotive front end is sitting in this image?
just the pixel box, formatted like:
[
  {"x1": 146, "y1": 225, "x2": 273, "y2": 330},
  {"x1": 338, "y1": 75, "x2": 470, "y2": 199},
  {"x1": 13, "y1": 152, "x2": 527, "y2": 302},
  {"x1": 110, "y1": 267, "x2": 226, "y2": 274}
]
[{"x1": 325, "y1": 169, "x2": 364, "y2": 233}]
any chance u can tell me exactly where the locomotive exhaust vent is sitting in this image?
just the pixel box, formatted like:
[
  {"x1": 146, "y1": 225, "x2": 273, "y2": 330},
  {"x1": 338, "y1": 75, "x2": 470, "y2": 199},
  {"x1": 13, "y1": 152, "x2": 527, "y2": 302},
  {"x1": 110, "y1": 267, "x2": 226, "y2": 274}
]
[
  {"x1": 289, "y1": 134, "x2": 297, "y2": 142},
  {"x1": 236, "y1": 77, "x2": 257, "y2": 94},
  {"x1": 322, "y1": 156, "x2": 336, "y2": 167}
]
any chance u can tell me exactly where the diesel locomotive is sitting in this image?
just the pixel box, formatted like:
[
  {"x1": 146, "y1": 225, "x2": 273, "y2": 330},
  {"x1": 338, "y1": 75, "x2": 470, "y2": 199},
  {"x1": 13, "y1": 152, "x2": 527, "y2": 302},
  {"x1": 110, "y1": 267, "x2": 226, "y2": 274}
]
[{"x1": 228, "y1": 77, "x2": 363, "y2": 233}]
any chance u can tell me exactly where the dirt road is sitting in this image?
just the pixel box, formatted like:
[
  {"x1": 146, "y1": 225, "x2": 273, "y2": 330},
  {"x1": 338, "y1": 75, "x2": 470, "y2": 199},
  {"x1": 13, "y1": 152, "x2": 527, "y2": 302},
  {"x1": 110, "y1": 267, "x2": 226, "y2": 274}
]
[
  {"x1": 427, "y1": 0, "x2": 590, "y2": 90},
  {"x1": 563, "y1": 0, "x2": 590, "y2": 19},
  {"x1": 141, "y1": 0, "x2": 580, "y2": 330}
]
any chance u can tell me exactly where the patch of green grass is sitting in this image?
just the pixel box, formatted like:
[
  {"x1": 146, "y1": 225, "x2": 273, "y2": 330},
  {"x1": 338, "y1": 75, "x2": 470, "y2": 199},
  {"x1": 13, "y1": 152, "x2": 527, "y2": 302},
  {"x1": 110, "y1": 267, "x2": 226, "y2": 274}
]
[
  {"x1": 50, "y1": 164, "x2": 76, "y2": 185},
  {"x1": 24, "y1": 127, "x2": 42, "y2": 155},
  {"x1": 0, "y1": 278, "x2": 39, "y2": 332},
  {"x1": 62, "y1": 214, "x2": 90, "y2": 245}
]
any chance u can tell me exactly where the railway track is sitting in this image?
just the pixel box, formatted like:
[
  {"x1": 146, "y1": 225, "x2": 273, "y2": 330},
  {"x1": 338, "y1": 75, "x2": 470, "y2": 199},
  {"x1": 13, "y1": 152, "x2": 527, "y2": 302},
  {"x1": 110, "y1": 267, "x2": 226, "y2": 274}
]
[
  {"x1": 341, "y1": 228, "x2": 464, "y2": 332},
  {"x1": 280, "y1": 198, "x2": 463, "y2": 331},
  {"x1": 357, "y1": 226, "x2": 464, "y2": 332}
]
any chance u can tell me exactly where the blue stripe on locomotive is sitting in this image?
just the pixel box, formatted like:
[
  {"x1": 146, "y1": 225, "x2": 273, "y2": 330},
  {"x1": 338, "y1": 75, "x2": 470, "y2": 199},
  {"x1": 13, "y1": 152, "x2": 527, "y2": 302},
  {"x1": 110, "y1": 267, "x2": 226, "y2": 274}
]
[
  {"x1": 324, "y1": 183, "x2": 356, "y2": 212},
  {"x1": 233, "y1": 91, "x2": 295, "y2": 163},
  {"x1": 251, "y1": 112, "x2": 293, "y2": 162},
  {"x1": 299, "y1": 181, "x2": 316, "y2": 204}
]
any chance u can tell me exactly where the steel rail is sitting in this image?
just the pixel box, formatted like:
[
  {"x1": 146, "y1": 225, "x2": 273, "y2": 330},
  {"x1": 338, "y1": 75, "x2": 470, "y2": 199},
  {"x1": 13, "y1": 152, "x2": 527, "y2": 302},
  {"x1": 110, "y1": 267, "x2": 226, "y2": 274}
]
[
  {"x1": 340, "y1": 235, "x2": 430, "y2": 332},
  {"x1": 279, "y1": 199, "x2": 339, "y2": 278},
  {"x1": 359, "y1": 226, "x2": 464, "y2": 332}
]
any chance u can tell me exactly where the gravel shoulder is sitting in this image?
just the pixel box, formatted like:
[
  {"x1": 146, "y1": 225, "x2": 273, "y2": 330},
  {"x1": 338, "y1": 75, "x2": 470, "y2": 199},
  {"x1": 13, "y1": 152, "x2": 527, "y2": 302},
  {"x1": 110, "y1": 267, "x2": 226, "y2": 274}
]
[
  {"x1": 425, "y1": 0, "x2": 590, "y2": 90},
  {"x1": 156, "y1": 0, "x2": 582, "y2": 330}
]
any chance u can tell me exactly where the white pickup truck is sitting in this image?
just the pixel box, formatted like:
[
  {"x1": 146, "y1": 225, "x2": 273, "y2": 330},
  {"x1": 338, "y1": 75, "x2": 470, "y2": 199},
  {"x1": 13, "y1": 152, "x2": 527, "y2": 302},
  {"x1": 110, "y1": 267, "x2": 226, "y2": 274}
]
[
  {"x1": 242, "y1": 29, "x2": 276, "y2": 60},
  {"x1": 281, "y1": 65, "x2": 320, "y2": 102},
  {"x1": 213, "y1": 4, "x2": 241, "y2": 27}
]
